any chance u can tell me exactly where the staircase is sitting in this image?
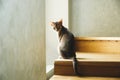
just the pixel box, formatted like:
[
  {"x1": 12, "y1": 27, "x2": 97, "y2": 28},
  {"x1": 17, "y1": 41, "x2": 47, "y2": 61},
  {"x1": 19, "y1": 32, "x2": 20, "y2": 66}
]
[{"x1": 50, "y1": 37, "x2": 120, "y2": 80}]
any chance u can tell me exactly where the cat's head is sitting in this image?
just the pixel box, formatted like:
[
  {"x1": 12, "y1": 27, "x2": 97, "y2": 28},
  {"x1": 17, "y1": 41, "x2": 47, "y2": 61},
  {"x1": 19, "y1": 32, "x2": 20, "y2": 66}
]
[{"x1": 50, "y1": 19, "x2": 63, "y2": 32}]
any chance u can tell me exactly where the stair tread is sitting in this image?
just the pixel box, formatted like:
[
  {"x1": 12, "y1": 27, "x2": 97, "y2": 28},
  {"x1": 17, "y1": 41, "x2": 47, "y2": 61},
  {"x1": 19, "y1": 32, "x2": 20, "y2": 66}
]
[
  {"x1": 57, "y1": 52, "x2": 120, "y2": 62},
  {"x1": 50, "y1": 75, "x2": 120, "y2": 80}
]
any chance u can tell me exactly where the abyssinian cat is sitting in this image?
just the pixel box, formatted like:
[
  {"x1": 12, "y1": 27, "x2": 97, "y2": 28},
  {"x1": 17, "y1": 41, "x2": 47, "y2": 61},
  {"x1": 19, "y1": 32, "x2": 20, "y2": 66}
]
[{"x1": 50, "y1": 19, "x2": 80, "y2": 75}]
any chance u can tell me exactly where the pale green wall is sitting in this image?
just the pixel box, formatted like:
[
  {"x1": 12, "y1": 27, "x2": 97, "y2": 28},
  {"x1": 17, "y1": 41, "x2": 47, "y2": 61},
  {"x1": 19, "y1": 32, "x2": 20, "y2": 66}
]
[
  {"x1": 70, "y1": 0, "x2": 120, "y2": 37},
  {"x1": 0, "y1": 0, "x2": 45, "y2": 80}
]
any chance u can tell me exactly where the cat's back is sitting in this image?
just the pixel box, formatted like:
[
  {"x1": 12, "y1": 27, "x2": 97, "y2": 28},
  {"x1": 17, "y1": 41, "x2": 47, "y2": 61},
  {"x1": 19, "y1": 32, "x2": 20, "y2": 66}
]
[
  {"x1": 59, "y1": 27, "x2": 75, "y2": 58},
  {"x1": 63, "y1": 28, "x2": 74, "y2": 40},
  {"x1": 60, "y1": 27, "x2": 74, "y2": 45}
]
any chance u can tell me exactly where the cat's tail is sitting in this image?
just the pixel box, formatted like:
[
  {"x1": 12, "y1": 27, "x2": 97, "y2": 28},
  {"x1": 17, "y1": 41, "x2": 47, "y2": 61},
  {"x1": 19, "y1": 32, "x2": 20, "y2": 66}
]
[{"x1": 73, "y1": 55, "x2": 81, "y2": 76}]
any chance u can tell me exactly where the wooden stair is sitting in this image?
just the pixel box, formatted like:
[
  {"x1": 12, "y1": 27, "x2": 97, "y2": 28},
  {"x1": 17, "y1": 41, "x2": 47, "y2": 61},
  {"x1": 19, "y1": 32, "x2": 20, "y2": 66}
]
[
  {"x1": 54, "y1": 53, "x2": 120, "y2": 77},
  {"x1": 50, "y1": 37, "x2": 120, "y2": 80},
  {"x1": 50, "y1": 75, "x2": 120, "y2": 80}
]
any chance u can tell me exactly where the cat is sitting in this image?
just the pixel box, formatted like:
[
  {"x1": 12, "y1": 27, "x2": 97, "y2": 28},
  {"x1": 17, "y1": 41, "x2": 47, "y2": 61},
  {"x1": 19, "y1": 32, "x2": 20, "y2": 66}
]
[{"x1": 50, "y1": 19, "x2": 80, "y2": 75}]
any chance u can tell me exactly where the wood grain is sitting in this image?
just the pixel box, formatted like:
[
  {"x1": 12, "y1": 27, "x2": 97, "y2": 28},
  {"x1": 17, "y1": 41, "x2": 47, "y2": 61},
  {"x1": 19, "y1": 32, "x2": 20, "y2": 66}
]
[
  {"x1": 50, "y1": 75, "x2": 120, "y2": 80},
  {"x1": 75, "y1": 37, "x2": 120, "y2": 53},
  {"x1": 52, "y1": 37, "x2": 120, "y2": 79},
  {"x1": 54, "y1": 55, "x2": 120, "y2": 77}
]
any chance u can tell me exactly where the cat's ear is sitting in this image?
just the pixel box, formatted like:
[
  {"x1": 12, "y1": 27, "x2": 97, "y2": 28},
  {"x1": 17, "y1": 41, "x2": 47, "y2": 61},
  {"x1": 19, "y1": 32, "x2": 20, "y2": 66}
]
[
  {"x1": 50, "y1": 22, "x2": 55, "y2": 26},
  {"x1": 58, "y1": 19, "x2": 62, "y2": 25}
]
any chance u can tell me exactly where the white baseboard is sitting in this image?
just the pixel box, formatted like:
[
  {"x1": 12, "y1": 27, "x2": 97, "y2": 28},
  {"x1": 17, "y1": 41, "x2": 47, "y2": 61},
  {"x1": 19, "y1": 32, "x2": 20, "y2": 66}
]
[{"x1": 46, "y1": 65, "x2": 54, "y2": 80}]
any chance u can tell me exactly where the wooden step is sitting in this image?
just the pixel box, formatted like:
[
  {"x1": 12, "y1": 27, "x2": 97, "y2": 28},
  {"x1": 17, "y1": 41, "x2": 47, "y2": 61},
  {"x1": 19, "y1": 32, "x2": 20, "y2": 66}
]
[
  {"x1": 50, "y1": 75, "x2": 120, "y2": 80},
  {"x1": 54, "y1": 53, "x2": 120, "y2": 77},
  {"x1": 75, "y1": 37, "x2": 120, "y2": 53}
]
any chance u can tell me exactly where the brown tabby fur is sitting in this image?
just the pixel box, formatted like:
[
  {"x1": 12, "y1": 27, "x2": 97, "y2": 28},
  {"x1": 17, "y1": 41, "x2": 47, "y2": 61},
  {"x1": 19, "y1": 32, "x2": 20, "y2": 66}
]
[{"x1": 51, "y1": 19, "x2": 80, "y2": 75}]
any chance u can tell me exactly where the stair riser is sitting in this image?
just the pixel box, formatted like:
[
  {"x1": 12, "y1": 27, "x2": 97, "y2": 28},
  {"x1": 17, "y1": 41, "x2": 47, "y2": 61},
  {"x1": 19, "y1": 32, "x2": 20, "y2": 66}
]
[{"x1": 55, "y1": 62, "x2": 120, "y2": 77}]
